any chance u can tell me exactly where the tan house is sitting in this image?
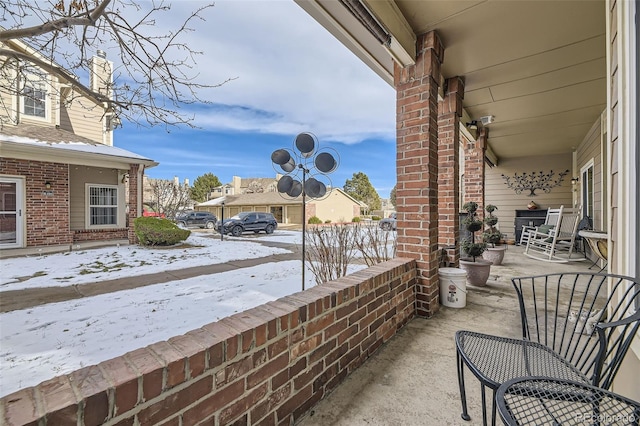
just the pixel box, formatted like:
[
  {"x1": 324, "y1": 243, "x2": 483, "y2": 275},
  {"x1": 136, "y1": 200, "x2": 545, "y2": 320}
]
[
  {"x1": 0, "y1": 38, "x2": 156, "y2": 252},
  {"x1": 208, "y1": 175, "x2": 280, "y2": 199},
  {"x1": 196, "y1": 186, "x2": 364, "y2": 225}
]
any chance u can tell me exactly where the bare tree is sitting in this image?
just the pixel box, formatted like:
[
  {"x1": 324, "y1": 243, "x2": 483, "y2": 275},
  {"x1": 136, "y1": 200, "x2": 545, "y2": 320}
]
[
  {"x1": 1, "y1": 0, "x2": 232, "y2": 128},
  {"x1": 304, "y1": 223, "x2": 397, "y2": 286},
  {"x1": 147, "y1": 178, "x2": 192, "y2": 219}
]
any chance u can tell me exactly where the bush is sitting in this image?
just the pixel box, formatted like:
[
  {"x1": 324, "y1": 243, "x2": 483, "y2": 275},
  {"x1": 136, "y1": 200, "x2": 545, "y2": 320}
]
[
  {"x1": 352, "y1": 217, "x2": 361, "y2": 222},
  {"x1": 308, "y1": 216, "x2": 322, "y2": 224},
  {"x1": 134, "y1": 217, "x2": 191, "y2": 246},
  {"x1": 324, "y1": 219, "x2": 331, "y2": 223},
  {"x1": 371, "y1": 215, "x2": 381, "y2": 221}
]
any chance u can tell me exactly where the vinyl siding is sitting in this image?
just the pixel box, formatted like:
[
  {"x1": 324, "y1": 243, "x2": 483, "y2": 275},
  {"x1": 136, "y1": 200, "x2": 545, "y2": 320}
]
[
  {"x1": 485, "y1": 153, "x2": 573, "y2": 240},
  {"x1": 59, "y1": 91, "x2": 105, "y2": 144},
  {"x1": 69, "y1": 166, "x2": 123, "y2": 230}
]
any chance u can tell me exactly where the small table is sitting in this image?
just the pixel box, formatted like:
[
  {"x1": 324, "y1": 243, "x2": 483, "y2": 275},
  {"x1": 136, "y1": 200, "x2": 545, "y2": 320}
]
[
  {"x1": 496, "y1": 377, "x2": 640, "y2": 425},
  {"x1": 579, "y1": 230, "x2": 608, "y2": 272}
]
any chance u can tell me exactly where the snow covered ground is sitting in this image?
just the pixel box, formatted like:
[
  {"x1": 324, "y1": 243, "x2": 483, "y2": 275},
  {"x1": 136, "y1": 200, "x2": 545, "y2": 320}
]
[{"x1": 0, "y1": 230, "x2": 367, "y2": 397}]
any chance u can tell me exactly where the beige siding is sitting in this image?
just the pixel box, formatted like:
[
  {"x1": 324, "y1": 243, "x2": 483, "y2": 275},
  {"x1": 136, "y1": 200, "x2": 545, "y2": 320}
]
[
  {"x1": 69, "y1": 166, "x2": 122, "y2": 230},
  {"x1": 313, "y1": 192, "x2": 358, "y2": 223},
  {"x1": 485, "y1": 153, "x2": 573, "y2": 240},
  {"x1": 60, "y1": 92, "x2": 105, "y2": 144},
  {"x1": 576, "y1": 117, "x2": 604, "y2": 228}
]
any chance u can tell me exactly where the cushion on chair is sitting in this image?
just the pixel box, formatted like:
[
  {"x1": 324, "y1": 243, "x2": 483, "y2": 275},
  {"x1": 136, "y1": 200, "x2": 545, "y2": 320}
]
[{"x1": 538, "y1": 224, "x2": 554, "y2": 234}]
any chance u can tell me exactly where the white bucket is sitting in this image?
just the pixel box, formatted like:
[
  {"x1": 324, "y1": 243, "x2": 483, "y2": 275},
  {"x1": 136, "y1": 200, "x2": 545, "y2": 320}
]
[{"x1": 439, "y1": 267, "x2": 468, "y2": 308}]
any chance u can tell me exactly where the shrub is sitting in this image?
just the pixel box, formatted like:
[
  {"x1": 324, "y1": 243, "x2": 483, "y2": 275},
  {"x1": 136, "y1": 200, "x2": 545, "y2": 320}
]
[
  {"x1": 371, "y1": 215, "x2": 381, "y2": 221},
  {"x1": 134, "y1": 217, "x2": 190, "y2": 246},
  {"x1": 308, "y1": 216, "x2": 322, "y2": 224},
  {"x1": 324, "y1": 219, "x2": 331, "y2": 223},
  {"x1": 352, "y1": 216, "x2": 361, "y2": 222}
]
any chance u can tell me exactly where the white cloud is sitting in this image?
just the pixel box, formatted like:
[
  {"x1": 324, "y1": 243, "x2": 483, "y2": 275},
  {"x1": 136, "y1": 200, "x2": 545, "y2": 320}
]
[{"x1": 158, "y1": 1, "x2": 396, "y2": 144}]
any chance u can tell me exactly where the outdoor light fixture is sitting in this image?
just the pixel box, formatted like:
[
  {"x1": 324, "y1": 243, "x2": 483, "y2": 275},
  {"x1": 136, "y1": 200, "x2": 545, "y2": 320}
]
[
  {"x1": 480, "y1": 115, "x2": 495, "y2": 126},
  {"x1": 271, "y1": 132, "x2": 339, "y2": 291},
  {"x1": 121, "y1": 173, "x2": 129, "y2": 184},
  {"x1": 466, "y1": 120, "x2": 478, "y2": 130},
  {"x1": 44, "y1": 181, "x2": 52, "y2": 189},
  {"x1": 571, "y1": 177, "x2": 579, "y2": 185}
]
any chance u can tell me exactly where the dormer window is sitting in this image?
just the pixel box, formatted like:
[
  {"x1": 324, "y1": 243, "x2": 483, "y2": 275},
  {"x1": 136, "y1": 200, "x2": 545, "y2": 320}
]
[{"x1": 21, "y1": 66, "x2": 48, "y2": 119}]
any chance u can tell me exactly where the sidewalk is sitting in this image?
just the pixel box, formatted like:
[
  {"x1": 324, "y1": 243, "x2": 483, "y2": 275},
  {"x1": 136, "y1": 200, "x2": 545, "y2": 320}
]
[{"x1": 1, "y1": 240, "x2": 301, "y2": 313}]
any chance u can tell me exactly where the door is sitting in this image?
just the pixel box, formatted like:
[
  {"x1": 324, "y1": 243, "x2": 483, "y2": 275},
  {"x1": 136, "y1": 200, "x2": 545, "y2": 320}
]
[{"x1": 0, "y1": 177, "x2": 24, "y2": 248}]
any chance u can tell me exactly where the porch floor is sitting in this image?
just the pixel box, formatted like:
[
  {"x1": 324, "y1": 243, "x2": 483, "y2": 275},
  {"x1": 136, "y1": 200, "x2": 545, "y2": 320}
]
[{"x1": 298, "y1": 245, "x2": 597, "y2": 426}]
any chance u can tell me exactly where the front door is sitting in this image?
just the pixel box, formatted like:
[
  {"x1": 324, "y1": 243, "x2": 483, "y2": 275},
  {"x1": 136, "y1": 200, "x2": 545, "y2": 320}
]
[{"x1": 0, "y1": 177, "x2": 24, "y2": 248}]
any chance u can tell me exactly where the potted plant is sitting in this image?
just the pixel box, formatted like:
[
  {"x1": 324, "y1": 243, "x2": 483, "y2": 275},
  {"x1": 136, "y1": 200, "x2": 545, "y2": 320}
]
[
  {"x1": 482, "y1": 204, "x2": 507, "y2": 265},
  {"x1": 459, "y1": 202, "x2": 492, "y2": 286}
]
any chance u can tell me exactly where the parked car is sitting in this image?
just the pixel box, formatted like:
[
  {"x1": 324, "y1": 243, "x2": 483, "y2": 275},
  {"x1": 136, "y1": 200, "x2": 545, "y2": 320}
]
[
  {"x1": 379, "y1": 213, "x2": 397, "y2": 231},
  {"x1": 142, "y1": 209, "x2": 166, "y2": 218},
  {"x1": 175, "y1": 211, "x2": 217, "y2": 229},
  {"x1": 217, "y1": 212, "x2": 278, "y2": 236}
]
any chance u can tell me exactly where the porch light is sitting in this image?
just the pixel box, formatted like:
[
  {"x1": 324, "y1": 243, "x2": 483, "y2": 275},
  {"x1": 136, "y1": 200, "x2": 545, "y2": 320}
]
[
  {"x1": 44, "y1": 181, "x2": 52, "y2": 189},
  {"x1": 571, "y1": 177, "x2": 579, "y2": 185},
  {"x1": 466, "y1": 121, "x2": 478, "y2": 130}
]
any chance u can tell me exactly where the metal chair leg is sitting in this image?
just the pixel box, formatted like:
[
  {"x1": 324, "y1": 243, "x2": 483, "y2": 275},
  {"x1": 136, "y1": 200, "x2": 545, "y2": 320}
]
[
  {"x1": 491, "y1": 389, "x2": 497, "y2": 426},
  {"x1": 457, "y1": 350, "x2": 471, "y2": 421},
  {"x1": 481, "y1": 384, "x2": 488, "y2": 426}
]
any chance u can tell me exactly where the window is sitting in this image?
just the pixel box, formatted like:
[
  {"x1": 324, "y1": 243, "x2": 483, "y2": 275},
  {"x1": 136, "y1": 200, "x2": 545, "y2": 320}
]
[
  {"x1": 88, "y1": 185, "x2": 118, "y2": 226},
  {"x1": 21, "y1": 67, "x2": 47, "y2": 119},
  {"x1": 581, "y1": 161, "x2": 594, "y2": 219}
]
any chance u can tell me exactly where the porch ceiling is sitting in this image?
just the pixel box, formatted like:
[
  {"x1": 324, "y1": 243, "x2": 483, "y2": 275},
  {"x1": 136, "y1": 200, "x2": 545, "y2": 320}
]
[{"x1": 295, "y1": 0, "x2": 606, "y2": 161}]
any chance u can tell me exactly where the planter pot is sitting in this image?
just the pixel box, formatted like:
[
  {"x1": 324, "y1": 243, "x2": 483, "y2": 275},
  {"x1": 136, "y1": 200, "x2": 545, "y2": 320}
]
[
  {"x1": 459, "y1": 258, "x2": 492, "y2": 286},
  {"x1": 482, "y1": 246, "x2": 507, "y2": 266}
]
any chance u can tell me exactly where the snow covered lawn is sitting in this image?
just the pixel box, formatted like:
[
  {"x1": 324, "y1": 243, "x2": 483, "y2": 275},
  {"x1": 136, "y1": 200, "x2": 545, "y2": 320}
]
[{"x1": 0, "y1": 230, "x2": 367, "y2": 397}]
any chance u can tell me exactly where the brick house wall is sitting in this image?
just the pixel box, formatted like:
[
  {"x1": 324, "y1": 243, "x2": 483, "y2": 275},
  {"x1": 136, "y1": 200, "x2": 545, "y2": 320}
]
[
  {"x1": 1, "y1": 158, "x2": 73, "y2": 246},
  {"x1": 1, "y1": 258, "x2": 417, "y2": 425}
]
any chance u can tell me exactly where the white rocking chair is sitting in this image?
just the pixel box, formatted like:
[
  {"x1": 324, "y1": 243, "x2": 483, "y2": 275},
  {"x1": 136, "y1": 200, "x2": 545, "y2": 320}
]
[{"x1": 524, "y1": 212, "x2": 584, "y2": 262}]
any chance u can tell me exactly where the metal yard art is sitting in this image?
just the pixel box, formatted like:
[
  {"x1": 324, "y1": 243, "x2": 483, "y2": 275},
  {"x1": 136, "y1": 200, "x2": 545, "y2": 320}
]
[{"x1": 271, "y1": 132, "x2": 338, "y2": 290}]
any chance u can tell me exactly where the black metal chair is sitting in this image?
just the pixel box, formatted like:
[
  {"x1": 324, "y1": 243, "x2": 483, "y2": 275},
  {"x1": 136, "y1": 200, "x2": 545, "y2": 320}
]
[{"x1": 455, "y1": 272, "x2": 640, "y2": 426}]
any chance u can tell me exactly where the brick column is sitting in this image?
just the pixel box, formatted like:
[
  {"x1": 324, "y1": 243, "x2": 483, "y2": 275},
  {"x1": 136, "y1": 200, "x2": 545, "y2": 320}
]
[
  {"x1": 438, "y1": 77, "x2": 465, "y2": 266},
  {"x1": 464, "y1": 127, "x2": 488, "y2": 216},
  {"x1": 128, "y1": 164, "x2": 140, "y2": 244},
  {"x1": 395, "y1": 31, "x2": 444, "y2": 318}
]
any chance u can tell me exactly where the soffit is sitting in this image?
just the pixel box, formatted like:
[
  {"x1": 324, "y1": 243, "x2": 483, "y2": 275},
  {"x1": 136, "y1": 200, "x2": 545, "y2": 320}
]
[{"x1": 296, "y1": 0, "x2": 606, "y2": 160}]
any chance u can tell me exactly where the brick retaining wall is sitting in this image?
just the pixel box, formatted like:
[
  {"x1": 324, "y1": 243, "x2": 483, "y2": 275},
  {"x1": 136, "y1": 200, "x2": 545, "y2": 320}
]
[{"x1": 1, "y1": 258, "x2": 417, "y2": 425}]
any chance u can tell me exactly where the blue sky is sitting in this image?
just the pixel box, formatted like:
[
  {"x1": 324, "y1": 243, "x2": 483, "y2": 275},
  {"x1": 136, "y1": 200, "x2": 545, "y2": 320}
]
[{"x1": 114, "y1": 1, "x2": 397, "y2": 198}]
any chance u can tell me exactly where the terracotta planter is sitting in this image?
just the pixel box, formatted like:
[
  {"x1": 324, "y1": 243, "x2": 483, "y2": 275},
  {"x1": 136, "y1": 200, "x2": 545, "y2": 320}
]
[
  {"x1": 482, "y1": 246, "x2": 507, "y2": 266},
  {"x1": 459, "y1": 258, "x2": 492, "y2": 286}
]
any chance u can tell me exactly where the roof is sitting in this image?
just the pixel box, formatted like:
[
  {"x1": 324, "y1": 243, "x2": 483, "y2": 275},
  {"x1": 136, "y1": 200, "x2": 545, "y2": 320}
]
[
  {"x1": 0, "y1": 124, "x2": 157, "y2": 167},
  {"x1": 196, "y1": 187, "x2": 367, "y2": 208}
]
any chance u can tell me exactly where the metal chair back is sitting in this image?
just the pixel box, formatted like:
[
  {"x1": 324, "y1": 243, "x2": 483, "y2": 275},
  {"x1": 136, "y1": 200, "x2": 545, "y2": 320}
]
[{"x1": 511, "y1": 272, "x2": 640, "y2": 389}]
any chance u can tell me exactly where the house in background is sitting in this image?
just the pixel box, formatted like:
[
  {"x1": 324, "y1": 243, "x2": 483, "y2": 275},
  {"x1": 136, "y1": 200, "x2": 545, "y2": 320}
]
[
  {"x1": 208, "y1": 175, "x2": 281, "y2": 199},
  {"x1": 0, "y1": 37, "x2": 156, "y2": 253},
  {"x1": 196, "y1": 186, "x2": 364, "y2": 225}
]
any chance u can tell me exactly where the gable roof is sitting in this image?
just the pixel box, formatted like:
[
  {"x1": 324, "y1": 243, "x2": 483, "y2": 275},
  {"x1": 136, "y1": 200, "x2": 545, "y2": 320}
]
[{"x1": 196, "y1": 187, "x2": 367, "y2": 208}]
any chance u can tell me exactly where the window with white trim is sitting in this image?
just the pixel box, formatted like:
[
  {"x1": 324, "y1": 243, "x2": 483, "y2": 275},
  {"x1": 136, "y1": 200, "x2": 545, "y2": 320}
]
[
  {"x1": 21, "y1": 67, "x2": 47, "y2": 119},
  {"x1": 88, "y1": 185, "x2": 118, "y2": 226}
]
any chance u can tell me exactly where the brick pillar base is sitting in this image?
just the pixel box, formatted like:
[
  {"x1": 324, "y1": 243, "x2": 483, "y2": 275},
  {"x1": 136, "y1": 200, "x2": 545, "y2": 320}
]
[{"x1": 395, "y1": 31, "x2": 444, "y2": 318}]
